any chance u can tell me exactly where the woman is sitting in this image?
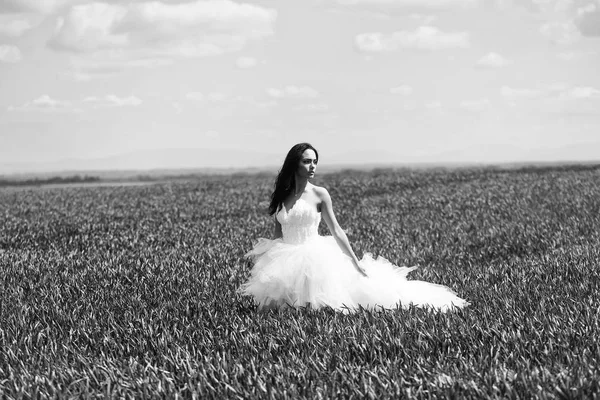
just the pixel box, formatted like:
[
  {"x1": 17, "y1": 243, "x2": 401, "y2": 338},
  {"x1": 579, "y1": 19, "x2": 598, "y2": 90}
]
[{"x1": 240, "y1": 143, "x2": 469, "y2": 312}]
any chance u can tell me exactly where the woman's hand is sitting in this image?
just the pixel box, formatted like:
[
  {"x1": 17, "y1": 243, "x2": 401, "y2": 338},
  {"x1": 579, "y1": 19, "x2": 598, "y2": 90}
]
[{"x1": 355, "y1": 264, "x2": 368, "y2": 277}]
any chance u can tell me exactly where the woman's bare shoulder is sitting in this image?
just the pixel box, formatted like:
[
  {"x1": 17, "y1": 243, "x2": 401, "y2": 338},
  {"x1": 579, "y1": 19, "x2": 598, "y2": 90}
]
[{"x1": 310, "y1": 185, "x2": 330, "y2": 200}]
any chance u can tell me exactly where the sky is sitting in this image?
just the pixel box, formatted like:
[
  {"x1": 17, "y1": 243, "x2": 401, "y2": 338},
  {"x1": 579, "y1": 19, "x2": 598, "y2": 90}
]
[{"x1": 1, "y1": 0, "x2": 599, "y2": 173}]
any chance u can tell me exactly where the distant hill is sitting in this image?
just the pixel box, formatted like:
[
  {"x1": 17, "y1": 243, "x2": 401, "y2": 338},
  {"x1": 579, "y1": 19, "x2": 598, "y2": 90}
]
[
  {"x1": 0, "y1": 175, "x2": 101, "y2": 187},
  {"x1": 1, "y1": 147, "x2": 437, "y2": 177},
  {"x1": 2, "y1": 143, "x2": 599, "y2": 179},
  {"x1": 0, "y1": 148, "x2": 282, "y2": 177}
]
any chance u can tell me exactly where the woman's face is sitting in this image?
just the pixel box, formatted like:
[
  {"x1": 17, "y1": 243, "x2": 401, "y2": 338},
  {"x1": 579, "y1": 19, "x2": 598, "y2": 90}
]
[{"x1": 297, "y1": 149, "x2": 317, "y2": 179}]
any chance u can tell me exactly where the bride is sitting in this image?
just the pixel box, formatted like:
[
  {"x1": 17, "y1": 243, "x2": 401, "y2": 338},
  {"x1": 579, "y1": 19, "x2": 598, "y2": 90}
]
[{"x1": 240, "y1": 143, "x2": 469, "y2": 312}]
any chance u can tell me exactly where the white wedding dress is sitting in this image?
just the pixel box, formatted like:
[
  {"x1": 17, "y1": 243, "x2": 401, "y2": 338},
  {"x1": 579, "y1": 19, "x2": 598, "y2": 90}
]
[{"x1": 240, "y1": 198, "x2": 469, "y2": 312}]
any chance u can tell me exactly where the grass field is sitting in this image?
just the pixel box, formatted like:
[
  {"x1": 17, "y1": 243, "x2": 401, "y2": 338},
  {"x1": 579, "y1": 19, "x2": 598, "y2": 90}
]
[{"x1": 1, "y1": 165, "x2": 599, "y2": 398}]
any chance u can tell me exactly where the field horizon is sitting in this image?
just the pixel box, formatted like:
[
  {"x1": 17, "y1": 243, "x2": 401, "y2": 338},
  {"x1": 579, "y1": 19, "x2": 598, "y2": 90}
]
[{"x1": 3, "y1": 158, "x2": 600, "y2": 183}]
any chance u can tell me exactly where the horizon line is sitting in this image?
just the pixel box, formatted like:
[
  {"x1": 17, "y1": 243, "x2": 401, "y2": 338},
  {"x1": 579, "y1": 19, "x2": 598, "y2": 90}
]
[{"x1": 3, "y1": 158, "x2": 600, "y2": 179}]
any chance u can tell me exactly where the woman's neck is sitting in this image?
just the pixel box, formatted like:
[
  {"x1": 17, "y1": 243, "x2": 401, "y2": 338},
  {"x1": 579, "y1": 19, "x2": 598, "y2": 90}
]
[{"x1": 293, "y1": 177, "x2": 308, "y2": 195}]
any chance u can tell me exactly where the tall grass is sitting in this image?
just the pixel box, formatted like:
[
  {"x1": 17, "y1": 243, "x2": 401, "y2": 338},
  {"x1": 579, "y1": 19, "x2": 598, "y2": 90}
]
[{"x1": 1, "y1": 166, "x2": 599, "y2": 398}]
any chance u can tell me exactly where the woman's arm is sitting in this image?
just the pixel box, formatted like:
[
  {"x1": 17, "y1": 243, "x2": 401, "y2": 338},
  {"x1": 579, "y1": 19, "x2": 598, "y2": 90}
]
[{"x1": 318, "y1": 188, "x2": 367, "y2": 277}]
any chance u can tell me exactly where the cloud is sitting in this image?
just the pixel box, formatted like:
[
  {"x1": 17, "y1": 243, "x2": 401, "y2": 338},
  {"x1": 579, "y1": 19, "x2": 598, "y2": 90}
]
[
  {"x1": 559, "y1": 86, "x2": 600, "y2": 99},
  {"x1": 235, "y1": 56, "x2": 258, "y2": 69},
  {"x1": 390, "y1": 85, "x2": 413, "y2": 95},
  {"x1": 266, "y1": 86, "x2": 320, "y2": 99},
  {"x1": 0, "y1": 17, "x2": 34, "y2": 37},
  {"x1": 476, "y1": 52, "x2": 512, "y2": 68},
  {"x1": 8, "y1": 94, "x2": 75, "y2": 112},
  {"x1": 83, "y1": 95, "x2": 142, "y2": 107},
  {"x1": 534, "y1": 0, "x2": 600, "y2": 38},
  {"x1": 49, "y1": 3, "x2": 129, "y2": 52},
  {"x1": 66, "y1": 56, "x2": 174, "y2": 81},
  {"x1": 557, "y1": 50, "x2": 597, "y2": 60},
  {"x1": 0, "y1": 0, "x2": 78, "y2": 14},
  {"x1": 495, "y1": 0, "x2": 598, "y2": 39},
  {"x1": 500, "y1": 84, "x2": 600, "y2": 101},
  {"x1": 501, "y1": 0, "x2": 574, "y2": 14},
  {"x1": 68, "y1": 68, "x2": 118, "y2": 82},
  {"x1": 333, "y1": 0, "x2": 478, "y2": 10},
  {"x1": 0, "y1": 44, "x2": 21, "y2": 62},
  {"x1": 577, "y1": 2, "x2": 597, "y2": 16},
  {"x1": 7, "y1": 93, "x2": 147, "y2": 112},
  {"x1": 355, "y1": 26, "x2": 469, "y2": 52},
  {"x1": 575, "y1": 2, "x2": 600, "y2": 36},
  {"x1": 540, "y1": 20, "x2": 581, "y2": 44},
  {"x1": 172, "y1": 102, "x2": 183, "y2": 114},
  {"x1": 48, "y1": 0, "x2": 277, "y2": 65}
]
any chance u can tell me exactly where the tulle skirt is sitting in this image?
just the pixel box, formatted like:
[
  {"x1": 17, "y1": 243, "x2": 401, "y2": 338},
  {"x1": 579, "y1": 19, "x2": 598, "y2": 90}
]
[{"x1": 240, "y1": 235, "x2": 469, "y2": 313}]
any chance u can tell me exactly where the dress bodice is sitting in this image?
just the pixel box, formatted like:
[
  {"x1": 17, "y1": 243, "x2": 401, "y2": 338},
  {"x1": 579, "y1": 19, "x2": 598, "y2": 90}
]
[{"x1": 276, "y1": 198, "x2": 321, "y2": 244}]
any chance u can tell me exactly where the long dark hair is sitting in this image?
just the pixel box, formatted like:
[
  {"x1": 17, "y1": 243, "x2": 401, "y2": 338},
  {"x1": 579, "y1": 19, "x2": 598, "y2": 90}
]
[{"x1": 268, "y1": 143, "x2": 319, "y2": 215}]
